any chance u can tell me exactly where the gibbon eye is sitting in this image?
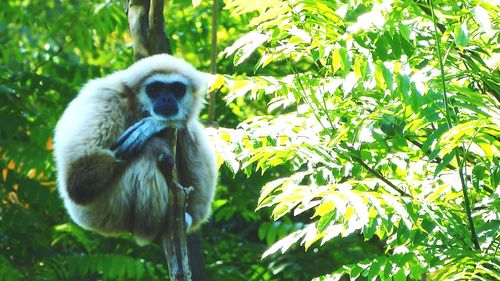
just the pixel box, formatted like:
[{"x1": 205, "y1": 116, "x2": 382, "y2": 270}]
[
  {"x1": 169, "y1": 82, "x2": 186, "y2": 98},
  {"x1": 145, "y1": 81, "x2": 164, "y2": 99}
]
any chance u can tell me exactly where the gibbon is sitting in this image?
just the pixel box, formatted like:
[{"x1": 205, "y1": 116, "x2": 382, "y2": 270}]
[{"x1": 53, "y1": 54, "x2": 217, "y2": 243}]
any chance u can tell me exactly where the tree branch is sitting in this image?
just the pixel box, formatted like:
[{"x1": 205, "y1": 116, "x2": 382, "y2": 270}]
[
  {"x1": 351, "y1": 156, "x2": 410, "y2": 197},
  {"x1": 149, "y1": 0, "x2": 171, "y2": 55},
  {"x1": 125, "y1": 0, "x2": 192, "y2": 279},
  {"x1": 126, "y1": 0, "x2": 171, "y2": 60},
  {"x1": 127, "y1": 0, "x2": 150, "y2": 60},
  {"x1": 160, "y1": 129, "x2": 193, "y2": 281}
]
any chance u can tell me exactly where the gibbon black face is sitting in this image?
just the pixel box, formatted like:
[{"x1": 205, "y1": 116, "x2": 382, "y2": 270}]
[{"x1": 146, "y1": 81, "x2": 187, "y2": 117}]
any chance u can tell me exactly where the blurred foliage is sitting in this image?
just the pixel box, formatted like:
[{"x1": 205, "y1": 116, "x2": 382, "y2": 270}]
[{"x1": 0, "y1": 0, "x2": 499, "y2": 280}]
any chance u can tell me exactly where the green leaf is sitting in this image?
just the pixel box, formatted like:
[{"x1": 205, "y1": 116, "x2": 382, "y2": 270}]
[
  {"x1": 398, "y1": 74, "x2": 410, "y2": 100},
  {"x1": 258, "y1": 223, "x2": 270, "y2": 241},
  {"x1": 434, "y1": 153, "x2": 454, "y2": 176},
  {"x1": 421, "y1": 125, "x2": 448, "y2": 153},
  {"x1": 398, "y1": 24, "x2": 411, "y2": 41},
  {"x1": 387, "y1": 32, "x2": 402, "y2": 59},
  {"x1": 381, "y1": 63, "x2": 394, "y2": 91},
  {"x1": 266, "y1": 223, "x2": 278, "y2": 245},
  {"x1": 454, "y1": 22, "x2": 470, "y2": 47},
  {"x1": 339, "y1": 47, "x2": 351, "y2": 75},
  {"x1": 374, "y1": 36, "x2": 389, "y2": 61},
  {"x1": 332, "y1": 48, "x2": 341, "y2": 73},
  {"x1": 471, "y1": 165, "x2": 486, "y2": 190},
  {"x1": 313, "y1": 200, "x2": 335, "y2": 218},
  {"x1": 374, "y1": 62, "x2": 387, "y2": 91},
  {"x1": 363, "y1": 216, "x2": 378, "y2": 240},
  {"x1": 393, "y1": 268, "x2": 406, "y2": 281},
  {"x1": 350, "y1": 263, "x2": 367, "y2": 279},
  {"x1": 317, "y1": 211, "x2": 336, "y2": 232},
  {"x1": 409, "y1": 82, "x2": 424, "y2": 111},
  {"x1": 367, "y1": 259, "x2": 382, "y2": 281},
  {"x1": 272, "y1": 203, "x2": 292, "y2": 220}
]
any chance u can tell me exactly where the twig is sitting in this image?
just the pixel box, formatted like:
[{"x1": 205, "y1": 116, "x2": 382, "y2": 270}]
[
  {"x1": 207, "y1": 0, "x2": 219, "y2": 125},
  {"x1": 351, "y1": 156, "x2": 409, "y2": 197},
  {"x1": 428, "y1": 0, "x2": 480, "y2": 250}
]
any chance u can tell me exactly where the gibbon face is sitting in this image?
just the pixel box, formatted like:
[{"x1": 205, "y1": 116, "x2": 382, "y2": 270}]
[{"x1": 138, "y1": 73, "x2": 196, "y2": 125}]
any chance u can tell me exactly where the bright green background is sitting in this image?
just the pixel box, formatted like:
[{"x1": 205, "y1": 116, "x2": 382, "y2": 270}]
[{"x1": 1, "y1": 0, "x2": 498, "y2": 280}]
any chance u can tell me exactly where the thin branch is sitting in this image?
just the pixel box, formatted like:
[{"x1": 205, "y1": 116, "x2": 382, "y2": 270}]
[
  {"x1": 351, "y1": 156, "x2": 409, "y2": 197},
  {"x1": 207, "y1": 0, "x2": 219, "y2": 125},
  {"x1": 405, "y1": 137, "x2": 457, "y2": 170},
  {"x1": 428, "y1": 0, "x2": 480, "y2": 251}
]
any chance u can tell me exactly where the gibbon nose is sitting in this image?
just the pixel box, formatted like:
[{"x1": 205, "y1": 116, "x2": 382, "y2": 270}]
[{"x1": 154, "y1": 94, "x2": 179, "y2": 116}]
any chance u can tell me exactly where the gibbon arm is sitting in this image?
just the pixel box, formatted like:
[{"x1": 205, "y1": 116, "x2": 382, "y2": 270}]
[
  {"x1": 66, "y1": 149, "x2": 124, "y2": 205},
  {"x1": 61, "y1": 84, "x2": 130, "y2": 205}
]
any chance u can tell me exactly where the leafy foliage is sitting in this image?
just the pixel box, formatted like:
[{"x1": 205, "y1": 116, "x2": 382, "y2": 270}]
[
  {"x1": 1, "y1": 0, "x2": 336, "y2": 280},
  {"x1": 213, "y1": 0, "x2": 500, "y2": 279},
  {"x1": 1, "y1": 0, "x2": 499, "y2": 280}
]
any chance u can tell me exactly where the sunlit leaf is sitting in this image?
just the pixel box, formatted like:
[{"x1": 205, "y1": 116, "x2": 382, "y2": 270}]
[
  {"x1": 454, "y1": 22, "x2": 470, "y2": 48},
  {"x1": 192, "y1": 0, "x2": 202, "y2": 8}
]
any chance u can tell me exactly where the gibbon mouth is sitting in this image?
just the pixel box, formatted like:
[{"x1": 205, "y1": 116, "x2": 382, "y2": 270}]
[{"x1": 154, "y1": 105, "x2": 179, "y2": 117}]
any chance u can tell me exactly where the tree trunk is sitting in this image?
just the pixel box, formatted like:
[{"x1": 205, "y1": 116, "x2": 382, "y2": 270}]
[{"x1": 124, "y1": 1, "x2": 205, "y2": 280}]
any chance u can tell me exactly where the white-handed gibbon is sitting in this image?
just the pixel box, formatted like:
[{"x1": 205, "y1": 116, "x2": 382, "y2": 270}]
[{"x1": 53, "y1": 54, "x2": 217, "y2": 243}]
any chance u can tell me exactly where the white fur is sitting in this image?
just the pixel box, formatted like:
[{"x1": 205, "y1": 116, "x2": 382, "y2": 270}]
[
  {"x1": 121, "y1": 54, "x2": 206, "y2": 97},
  {"x1": 54, "y1": 54, "x2": 216, "y2": 243}
]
